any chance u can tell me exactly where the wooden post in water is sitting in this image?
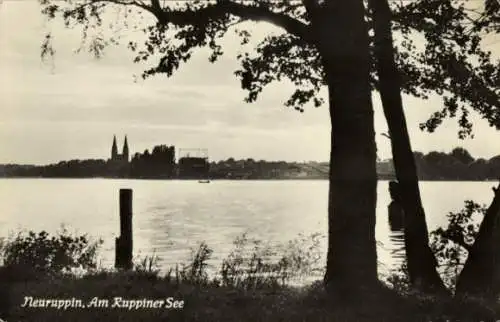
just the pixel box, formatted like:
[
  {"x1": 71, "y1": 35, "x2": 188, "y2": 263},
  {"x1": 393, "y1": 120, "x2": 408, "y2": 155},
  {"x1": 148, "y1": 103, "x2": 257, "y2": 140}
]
[{"x1": 115, "y1": 188, "x2": 133, "y2": 270}]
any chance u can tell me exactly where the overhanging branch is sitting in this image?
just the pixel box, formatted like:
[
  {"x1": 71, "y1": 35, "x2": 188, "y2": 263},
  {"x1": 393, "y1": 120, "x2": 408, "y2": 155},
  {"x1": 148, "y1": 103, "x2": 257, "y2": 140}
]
[
  {"x1": 153, "y1": 1, "x2": 314, "y2": 44},
  {"x1": 72, "y1": 0, "x2": 151, "y2": 12}
]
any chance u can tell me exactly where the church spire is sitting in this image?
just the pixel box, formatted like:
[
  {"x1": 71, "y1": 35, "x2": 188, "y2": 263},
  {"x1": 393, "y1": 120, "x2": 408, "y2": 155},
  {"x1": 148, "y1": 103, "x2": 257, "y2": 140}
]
[
  {"x1": 111, "y1": 135, "x2": 118, "y2": 159},
  {"x1": 122, "y1": 135, "x2": 129, "y2": 161}
]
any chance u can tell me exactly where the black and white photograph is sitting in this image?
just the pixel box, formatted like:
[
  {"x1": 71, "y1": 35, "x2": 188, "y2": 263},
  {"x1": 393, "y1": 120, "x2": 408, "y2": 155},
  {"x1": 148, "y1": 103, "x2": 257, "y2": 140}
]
[{"x1": 0, "y1": 0, "x2": 499, "y2": 321}]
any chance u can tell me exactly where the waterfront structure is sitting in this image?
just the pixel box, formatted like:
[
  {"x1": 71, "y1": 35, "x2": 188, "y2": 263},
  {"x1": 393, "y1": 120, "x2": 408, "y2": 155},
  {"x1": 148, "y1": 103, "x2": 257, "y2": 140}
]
[
  {"x1": 178, "y1": 148, "x2": 209, "y2": 179},
  {"x1": 178, "y1": 157, "x2": 209, "y2": 179}
]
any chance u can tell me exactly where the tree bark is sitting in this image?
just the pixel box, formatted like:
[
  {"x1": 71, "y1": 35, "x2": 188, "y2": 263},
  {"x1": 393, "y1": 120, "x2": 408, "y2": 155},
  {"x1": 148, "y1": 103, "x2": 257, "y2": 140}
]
[
  {"x1": 455, "y1": 183, "x2": 500, "y2": 299},
  {"x1": 368, "y1": 0, "x2": 449, "y2": 294},
  {"x1": 314, "y1": 0, "x2": 379, "y2": 297}
]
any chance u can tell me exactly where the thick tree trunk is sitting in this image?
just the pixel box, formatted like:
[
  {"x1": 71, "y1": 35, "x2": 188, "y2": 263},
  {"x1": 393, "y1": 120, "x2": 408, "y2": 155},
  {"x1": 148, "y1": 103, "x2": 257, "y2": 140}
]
[
  {"x1": 368, "y1": 0, "x2": 448, "y2": 294},
  {"x1": 316, "y1": 0, "x2": 379, "y2": 297},
  {"x1": 455, "y1": 183, "x2": 500, "y2": 299}
]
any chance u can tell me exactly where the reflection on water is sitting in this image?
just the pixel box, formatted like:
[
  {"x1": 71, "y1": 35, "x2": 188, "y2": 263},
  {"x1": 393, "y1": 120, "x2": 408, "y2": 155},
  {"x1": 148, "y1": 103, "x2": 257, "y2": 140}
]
[
  {"x1": 388, "y1": 201, "x2": 405, "y2": 264},
  {"x1": 387, "y1": 180, "x2": 405, "y2": 267}
]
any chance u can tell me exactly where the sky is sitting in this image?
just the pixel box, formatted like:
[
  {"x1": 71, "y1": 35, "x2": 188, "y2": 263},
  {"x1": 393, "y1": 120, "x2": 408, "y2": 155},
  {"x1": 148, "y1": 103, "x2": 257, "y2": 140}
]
[{"x1": 0, "y1": 1, "x2": 499, "y2": 165}]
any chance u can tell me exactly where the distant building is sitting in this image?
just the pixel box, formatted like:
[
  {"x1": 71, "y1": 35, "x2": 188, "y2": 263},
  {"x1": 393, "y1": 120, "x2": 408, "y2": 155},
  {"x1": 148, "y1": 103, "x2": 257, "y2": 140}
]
[
  {"x1": 110, "y1": 135, "x2": 129, "y2": 165},
  {"x1": 177, "y1": 148, "x2": 209, "y2": 179},
  {"x1": 178, "y1": 156, "x2": 209, "y2": 179},
  {"x1": 108, "y1": 135, "x2": 130, "y2": 177}
]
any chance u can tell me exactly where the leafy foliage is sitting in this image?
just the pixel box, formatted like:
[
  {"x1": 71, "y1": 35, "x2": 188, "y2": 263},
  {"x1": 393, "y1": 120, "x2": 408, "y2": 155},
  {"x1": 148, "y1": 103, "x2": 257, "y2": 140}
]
[
  {"x1": 388, "y1": 200, "x2": 486, "y2": 294},
  {"x1": 412, "y1": 148, "x2": 500, "y2": 180},
  {"x1": 1, "y1": 229, "x2": 103, "y2": 276},
  {"x1": 429, "y1": 200, "x2": 485, "y2": 291},
  {"x1": 479, "y1": 0, "x2": 500, "y2": 32},
  {"x1": 130, "y1": 145, "x2": 176, "y2": 178},
  {"x1": 386, "y1": 260, "x2": 411, "y2": 295},
  {"x1": 392, "y1": 0, "x2": 500, "y2": 138},
  {"x1": 38, "y1": 0, "x2": 500, "y2": 136},
  {"x1": 450, "y1": 147, "x2": 475, "y2": 165}
]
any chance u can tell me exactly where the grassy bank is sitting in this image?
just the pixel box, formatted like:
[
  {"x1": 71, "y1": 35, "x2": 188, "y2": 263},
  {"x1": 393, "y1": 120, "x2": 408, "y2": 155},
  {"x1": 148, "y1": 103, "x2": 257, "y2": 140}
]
[
  {"x1": 3, "y1": 271, "x2": 499, "y2": 322},
  {"x1": 0, "y1": 230, "x2": 498, "y2": 322}
]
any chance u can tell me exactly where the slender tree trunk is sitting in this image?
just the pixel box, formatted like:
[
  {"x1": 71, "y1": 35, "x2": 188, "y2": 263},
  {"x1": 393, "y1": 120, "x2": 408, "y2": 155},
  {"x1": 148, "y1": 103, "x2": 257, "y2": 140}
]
[
  {"x1": 455, "y1": 183, "x2": 500, "y2": 299},
  {"x1": 316, "y1": 0, "x2": 379, "y2": 297},
  {"x1": 368, "y1": 0, "x2": 448, "y2": 294}
]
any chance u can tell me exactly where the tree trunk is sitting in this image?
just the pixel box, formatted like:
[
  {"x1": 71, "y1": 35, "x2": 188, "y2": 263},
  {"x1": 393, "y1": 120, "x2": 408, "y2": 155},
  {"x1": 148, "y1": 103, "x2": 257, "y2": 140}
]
[
  {"x1": 368, "y1": 0, "x2": 448, "y2": 295},
  {"x1": 316, "y1": 0, "x2": 379, "y2": 297},
  {"x1": 455, "y1": 183, "x2": 500, "y2": 299}
]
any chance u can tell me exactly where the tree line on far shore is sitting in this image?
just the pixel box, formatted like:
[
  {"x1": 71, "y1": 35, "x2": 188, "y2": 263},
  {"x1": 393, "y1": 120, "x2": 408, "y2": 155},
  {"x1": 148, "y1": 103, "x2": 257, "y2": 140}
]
[
  {"x1": 0, "y1": 147, "x2": 498, "y2": 180},
  {"x1": 413, "y1": 147, "x2": 500, "y2": 181}
]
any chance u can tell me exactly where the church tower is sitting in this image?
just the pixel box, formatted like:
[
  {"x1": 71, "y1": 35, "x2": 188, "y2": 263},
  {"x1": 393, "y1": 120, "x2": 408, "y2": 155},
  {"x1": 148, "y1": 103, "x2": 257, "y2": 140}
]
[
  {"x1": 122, "y1": 135, "x2": 129, "y2": 162},
  {"x1": 111, "y1": 135, "x2": 118, "y2": 160}
]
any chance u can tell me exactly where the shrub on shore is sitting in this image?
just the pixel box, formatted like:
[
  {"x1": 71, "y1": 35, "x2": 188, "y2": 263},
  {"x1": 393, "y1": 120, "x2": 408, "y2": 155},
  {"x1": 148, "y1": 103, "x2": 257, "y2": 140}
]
[{"x1": 0, "y1": 228, "x2": 103, "y2": 279}]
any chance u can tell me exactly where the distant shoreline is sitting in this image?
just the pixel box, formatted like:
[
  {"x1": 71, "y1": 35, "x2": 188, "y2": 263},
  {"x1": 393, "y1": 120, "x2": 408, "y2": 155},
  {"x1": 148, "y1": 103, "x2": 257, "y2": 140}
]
[{"x1": 2, "y1": 146, "x2": 499, "y2": 182}]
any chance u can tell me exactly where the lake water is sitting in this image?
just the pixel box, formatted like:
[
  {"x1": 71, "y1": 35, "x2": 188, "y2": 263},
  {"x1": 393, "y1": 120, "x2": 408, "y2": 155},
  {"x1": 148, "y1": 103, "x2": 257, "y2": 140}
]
[{"x1": 0, "y1": 179, "x2": 495, "y2": 280}]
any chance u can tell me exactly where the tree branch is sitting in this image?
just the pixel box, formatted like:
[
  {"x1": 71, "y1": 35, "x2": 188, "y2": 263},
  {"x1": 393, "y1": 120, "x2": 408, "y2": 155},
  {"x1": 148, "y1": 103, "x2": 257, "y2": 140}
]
[
  {"x1": 153, "y1": 1, "x2": 313, "y2": 44},
  {"x1": 79, "y1": 0, "x2": 150, "y2": 12},
  {"x1": 441, "y1": 232, "x2": 473, "y2": 252},
  {"x1": 302, "y1": 0, "x2": 320, "y2": 22},
  {"x1": 151, "y1": 0, "x2": 161, "y2": 12},
  {"x1": 63, "y1": 1, "x2": 107, "y2": 16},
  {"x1": 446, "y1": 56, "x2": 500, "y2": 120}
]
